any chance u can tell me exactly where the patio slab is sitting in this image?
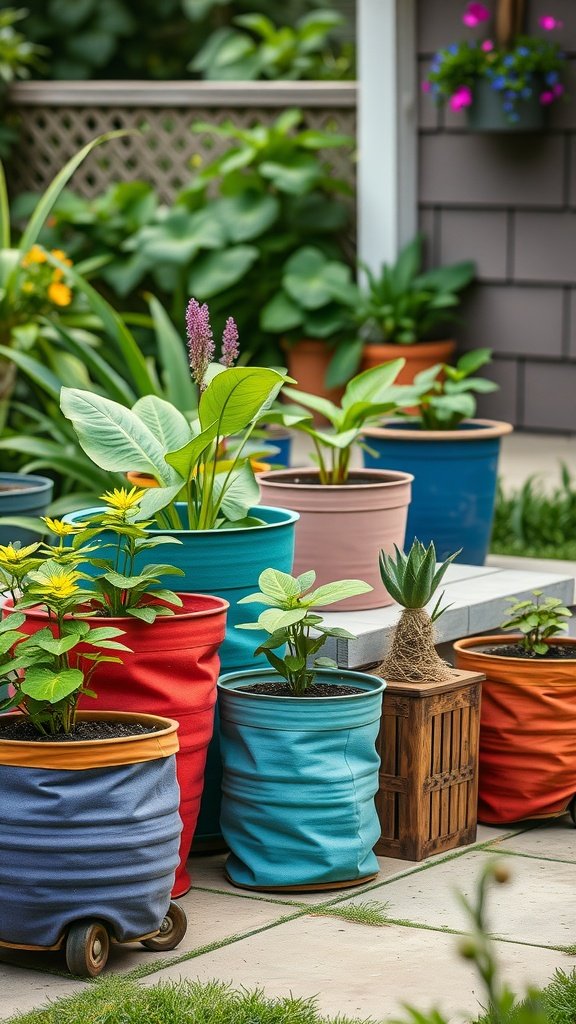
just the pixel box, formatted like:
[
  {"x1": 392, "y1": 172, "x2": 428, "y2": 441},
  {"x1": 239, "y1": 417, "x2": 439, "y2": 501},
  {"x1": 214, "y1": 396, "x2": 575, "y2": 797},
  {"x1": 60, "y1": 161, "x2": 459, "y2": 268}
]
[
  {"x1": 490, "y1": 816, "x2": 576, "y2": 863},
  {"x1": 139, "y1": 914, "x2": 575, "y2": 1023},
  {"x1": 340, "y1": 846, "x2": 576, "y2": 948},
  {"x1": 0, "y1": 958, "x2": 87, "y2": 1019}
]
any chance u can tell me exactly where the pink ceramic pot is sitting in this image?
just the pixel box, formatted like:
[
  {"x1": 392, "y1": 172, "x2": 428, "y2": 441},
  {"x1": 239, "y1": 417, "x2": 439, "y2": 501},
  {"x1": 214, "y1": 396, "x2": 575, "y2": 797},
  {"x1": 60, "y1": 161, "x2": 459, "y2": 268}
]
[{"x1": 258, "y1": 468, "x2": 413, "y2": 610}]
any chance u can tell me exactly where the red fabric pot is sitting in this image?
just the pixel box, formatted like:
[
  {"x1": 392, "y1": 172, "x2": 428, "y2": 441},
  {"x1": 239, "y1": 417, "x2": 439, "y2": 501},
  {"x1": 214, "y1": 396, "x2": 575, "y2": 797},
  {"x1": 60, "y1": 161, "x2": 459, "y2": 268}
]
[{"x1": 3, "y1": 594, "x2": 228, "y2": 897}]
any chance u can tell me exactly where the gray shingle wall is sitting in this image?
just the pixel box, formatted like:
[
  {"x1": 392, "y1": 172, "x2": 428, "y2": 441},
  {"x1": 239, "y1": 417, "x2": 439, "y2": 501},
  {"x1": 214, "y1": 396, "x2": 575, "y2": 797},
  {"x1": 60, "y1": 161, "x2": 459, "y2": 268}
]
[{"x1": 418, "y1": 0, "x2": 576, "y2": 431}]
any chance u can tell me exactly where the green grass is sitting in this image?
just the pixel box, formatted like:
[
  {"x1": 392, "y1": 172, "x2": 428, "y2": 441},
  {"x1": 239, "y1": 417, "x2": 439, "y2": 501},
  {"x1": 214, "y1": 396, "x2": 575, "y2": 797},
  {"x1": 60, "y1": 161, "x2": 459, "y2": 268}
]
[
  {"x1": 306, "y1": 899, "x2": 391, "y2": 926},
  {"x1": 5, "y1": 969, "x2": 576, "y2": 1024},
  {"x1": 491, "y1": 466, "x2": 576, "y2": 561}
]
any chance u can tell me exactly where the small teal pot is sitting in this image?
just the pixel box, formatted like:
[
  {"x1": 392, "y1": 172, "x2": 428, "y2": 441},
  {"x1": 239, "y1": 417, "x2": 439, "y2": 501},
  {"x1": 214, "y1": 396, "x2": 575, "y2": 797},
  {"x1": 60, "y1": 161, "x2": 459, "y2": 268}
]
[
  {"x1": 218, "y1": 668, "x2": 385, "y2": 891},
  {"x1": 0, "y1": 473, "x2": 53, "y2": 546},
  {"x1": 64, "y1": 504, "x2": 298, "y2": 845},
  {"x1": 363, "y1": 420, "x2": 512, "y2": 565}
]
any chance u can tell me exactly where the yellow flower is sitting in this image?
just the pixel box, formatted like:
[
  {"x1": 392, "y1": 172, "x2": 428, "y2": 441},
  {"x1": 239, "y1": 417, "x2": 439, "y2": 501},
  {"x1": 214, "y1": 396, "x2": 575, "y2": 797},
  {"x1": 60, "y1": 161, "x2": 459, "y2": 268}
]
[
  {"x1": 21, "y1": 281, "x2": 35, "y2": 294},
  {"x1": 0, "y1": 542, "x2": 40, "y2": 565},
  {"x1": 47, "y1": 281, "x2": 72, "y2": 307},
  {"x1": 50, "y1": 249, "x2": 73, "y2": 267},
  {"x1": 21, "y1": 244, "x2": 47, "y2": 267},
  {"x1": 30, "y1": 565, "x2": 81, "y2": 601},
  {"x1": 100, "y1": 486, "x2": 145, "y2": 512},
  {"x1": 42, "y1": 517, "x2": 83, "y2": 537},
  {"x1": 191, "y1": 154, "x2": 203, "y2": 167}
]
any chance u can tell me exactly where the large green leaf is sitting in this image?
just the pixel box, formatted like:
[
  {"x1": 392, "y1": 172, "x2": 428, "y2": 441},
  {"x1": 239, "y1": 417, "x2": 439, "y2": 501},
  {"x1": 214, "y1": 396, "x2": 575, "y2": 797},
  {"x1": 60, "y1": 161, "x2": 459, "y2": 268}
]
[
  {"x1": 214, "y1": 463, "x2": 260, "y2": 522},
  {"x1": 164, "y1": 420, "x2": 218, "y2": 478},
  {"x1": 213, "y1": 191, "x2": 279, "y2": 243},
  {"x1": 259, "y1": 154, "x2": 321, "y2": 195},
  {"x1": 48, "y1": 323, "x2": 136, "y2": 407},
  {"x1": 284, "y1": 246, "x2": 351, "y2": 311},
  {"x1": 132, "y1": 395, "x2": 192, "y2": 455},
  {"x1": 341, "y1": 359, "x2": 405, "y2": 412},
  {"x1": 187, "y1": 245, "x2": 259, "y2": 299},
  {"x1": 259, "y1": 568, "x2": 302, "y2": 602},
  {"x1": 199, "y1": 367, "x2": 285, "y2": 436},
  {"x1": 128, "y1": 207, "x2": 225, "y2": 264},
  {"x1": 282, "y1": 385, "x2": 340, "y2": 428},
  {"x1": 60, "y1": 388, "x2": 178, "y2": 483},
  {"x1": 260, "y1": 291, "x2": 303, "y2": 333},
  {"x1": 0, "y1": 345, "x2": 62, "y2": 400},
  {"x1": 259, "y1": 607, "x2": 307, "y2": 632}
]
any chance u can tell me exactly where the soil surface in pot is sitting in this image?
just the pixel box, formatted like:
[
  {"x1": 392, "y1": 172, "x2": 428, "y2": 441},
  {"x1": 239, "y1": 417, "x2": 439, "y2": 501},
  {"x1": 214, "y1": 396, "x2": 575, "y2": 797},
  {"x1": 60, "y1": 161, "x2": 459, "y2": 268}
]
[
  {"x1": 269, "y1": 472, "x2": 393, "y2": 486},
  {"x1": 0, "y1": 720, "x2": 163, "y2": 742},
  {"x1": 0, "y1": 483, "x2": 36, "y2": 493},
  {"x1": 236, "y1": 682, "x2": 364, "y2": 697},
  {"x1": 483, "y1": 642, "x2": 576, "y2": 660}
]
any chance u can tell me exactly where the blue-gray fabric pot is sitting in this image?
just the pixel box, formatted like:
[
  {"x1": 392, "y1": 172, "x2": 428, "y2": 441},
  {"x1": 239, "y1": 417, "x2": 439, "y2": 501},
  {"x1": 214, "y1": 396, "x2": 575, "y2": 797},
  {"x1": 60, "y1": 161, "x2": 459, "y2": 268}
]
[
  {"x1": 0, "y1": 474, "x2": 53, "y2": 546},
  {"x1": 218, "y1": 668, "x2": 385, "y2": 890},
  {"x1": 0, "y1": 738, "x2": 181, "y2": 947}
]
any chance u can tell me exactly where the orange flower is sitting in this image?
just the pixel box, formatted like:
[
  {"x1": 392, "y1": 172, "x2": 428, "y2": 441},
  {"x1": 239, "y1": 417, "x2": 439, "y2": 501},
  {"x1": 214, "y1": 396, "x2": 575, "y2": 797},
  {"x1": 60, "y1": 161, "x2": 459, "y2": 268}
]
[
  {"x1": 21, "y1": 244, "x2": 47, "y2": 267},
  {"x1": 50, "y1": 249, "x2": 73, "y2": 267},
  {"x1": 47, "y1": 281, "x2": 72, "y2": 307}
]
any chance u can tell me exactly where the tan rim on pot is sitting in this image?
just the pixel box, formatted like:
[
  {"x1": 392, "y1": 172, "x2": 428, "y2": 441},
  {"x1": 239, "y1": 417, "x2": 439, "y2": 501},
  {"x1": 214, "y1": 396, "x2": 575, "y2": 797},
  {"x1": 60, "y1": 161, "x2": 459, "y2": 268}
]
[
  {"x1": 364, "y1": 419, "x2": 513, "y2": 443},
  {"x1": 0, "y1": 711, "x2": 179, "y2": 770},
  {"x1": 258, "y1": 468, "x2": 413, "y2": 610}
]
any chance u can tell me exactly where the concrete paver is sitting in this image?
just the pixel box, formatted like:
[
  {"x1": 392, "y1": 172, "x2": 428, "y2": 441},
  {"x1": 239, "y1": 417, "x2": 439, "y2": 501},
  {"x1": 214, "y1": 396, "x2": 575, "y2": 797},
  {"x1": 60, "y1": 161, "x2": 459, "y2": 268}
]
[
  {"x1": 139, "y1": 914, "x2": 576, "y2": 1023},
  {"x1": 341, "y1": 847, "x2": 576, "y2": 948},
  {"x1": 490, "y1": 816, "x2": 576, "y2": 862},
  {"x1": 0, "y1": 957, "x2": 87, "y2": 1018}
]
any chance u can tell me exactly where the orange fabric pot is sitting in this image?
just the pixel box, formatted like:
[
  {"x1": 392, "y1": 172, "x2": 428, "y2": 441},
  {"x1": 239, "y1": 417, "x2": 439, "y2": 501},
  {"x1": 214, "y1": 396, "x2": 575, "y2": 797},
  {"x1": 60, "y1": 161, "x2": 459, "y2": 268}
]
[
  {"x1": 361, "y1": 339, "x2": 456, "y2": 384},
  {"x1": 3, "y1": 594, "x2": 228, "y2": 897},
  {"x1": 454, "y1": 635, "x2": 576, "y2": 824}
]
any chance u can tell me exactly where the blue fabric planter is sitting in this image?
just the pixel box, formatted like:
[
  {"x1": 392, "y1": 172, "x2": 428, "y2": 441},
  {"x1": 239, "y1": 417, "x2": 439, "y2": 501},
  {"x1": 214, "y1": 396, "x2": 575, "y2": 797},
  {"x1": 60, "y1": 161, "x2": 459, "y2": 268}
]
[
  {"x1": 0, "y1": 474, "x2": 53, "y2": 546},
  {"x1": 362, "y1": 420, "x2": 512, "y2": 564},
  {"x1": 0, "y1": 718, "x2": 181, "y2": 949},
  {"x1": 218, "y1": 668, "x2": 385, "y2": 891},
  {"x1": 64, "y1": 504, "x2": 298, "y2": 844}
]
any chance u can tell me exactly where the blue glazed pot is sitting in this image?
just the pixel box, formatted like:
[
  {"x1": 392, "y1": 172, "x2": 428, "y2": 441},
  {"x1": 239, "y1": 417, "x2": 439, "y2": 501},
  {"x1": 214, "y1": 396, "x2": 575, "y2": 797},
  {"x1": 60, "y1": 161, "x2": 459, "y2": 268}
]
[
  {"x1": 64, "y1": 504, "x2": 298, "y2": 844},
  {"x1": 363, "y1": 420, "x2": 512, "y2": 565},
  {"x1": 218, "y1": 668, "x2": 385, "y2": 891},
  {"x1": 0, "y1": 712, "x2": 181, "y2": 949},
  {"x1": 262, "y1": 430, "x2": 292, "y2": 467},
  {"x1": 0, "y1": 473, "x2": 53, "y2": 546}
]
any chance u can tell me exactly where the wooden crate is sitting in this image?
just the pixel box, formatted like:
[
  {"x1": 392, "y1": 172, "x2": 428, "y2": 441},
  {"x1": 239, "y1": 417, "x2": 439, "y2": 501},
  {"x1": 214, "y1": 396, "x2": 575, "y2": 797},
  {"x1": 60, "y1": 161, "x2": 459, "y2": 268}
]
[{"x1": 375, "y1": 670, "x2": 483, "y2": 861}]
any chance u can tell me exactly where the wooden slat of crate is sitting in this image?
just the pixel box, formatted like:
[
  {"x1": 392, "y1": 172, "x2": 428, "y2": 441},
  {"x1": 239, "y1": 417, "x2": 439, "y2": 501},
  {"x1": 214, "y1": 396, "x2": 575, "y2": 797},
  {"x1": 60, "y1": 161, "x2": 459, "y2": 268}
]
[{"x1": 374, "y1": 670, "x2": 483, "y2": 861}]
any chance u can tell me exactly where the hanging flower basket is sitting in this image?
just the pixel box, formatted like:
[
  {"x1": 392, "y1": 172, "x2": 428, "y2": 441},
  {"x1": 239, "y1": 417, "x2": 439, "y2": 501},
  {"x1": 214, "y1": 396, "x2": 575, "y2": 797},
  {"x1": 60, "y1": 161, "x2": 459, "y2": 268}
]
[{"x1": 467, "y1": 77, "x2": 546, "y2": 131}]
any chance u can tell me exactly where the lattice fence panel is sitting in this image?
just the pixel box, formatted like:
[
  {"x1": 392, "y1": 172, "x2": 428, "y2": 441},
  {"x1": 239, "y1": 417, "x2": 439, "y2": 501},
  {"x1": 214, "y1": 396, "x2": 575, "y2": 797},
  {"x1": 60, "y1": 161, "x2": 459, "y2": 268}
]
[{"x1": 7, "y1": 104, "x2": 357, "y2": 203}]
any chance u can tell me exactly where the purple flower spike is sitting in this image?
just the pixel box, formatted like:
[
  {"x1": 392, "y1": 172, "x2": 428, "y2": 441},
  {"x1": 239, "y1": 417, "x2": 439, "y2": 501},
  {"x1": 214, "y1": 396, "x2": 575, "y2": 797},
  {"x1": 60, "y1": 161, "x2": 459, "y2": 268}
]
[
  {"x1": 186, "y1": 297, "x2": 215, "y2": 392},
  {"x1": 220, "y1": 317, "x2": 240, "y2": 368}
]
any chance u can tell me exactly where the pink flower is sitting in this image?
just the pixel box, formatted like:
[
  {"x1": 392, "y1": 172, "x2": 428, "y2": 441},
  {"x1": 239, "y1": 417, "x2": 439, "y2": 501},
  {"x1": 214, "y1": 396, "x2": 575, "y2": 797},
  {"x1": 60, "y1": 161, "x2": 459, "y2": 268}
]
[
  {"x1": 186, "y1": 297, "x2": 215, "y2": 392},
  {"x1": 421, "y1": 80, "x2": 432, "y2": 93},
  {"x1": 481, "y1": 39, "x2": 494, "y2": 51},
  {"x1": 449, "y1": 85, "x2": 473, "y2": 111},
  {"x1": 220, "y1": 317, "x2": 239, "y2": 368},
  {"x1": 539, "y1": 90, "x2": 555, "y2": 104},
  {"x1": 462, "y1": 2, "x2": 491, "y2": 27},
  {"x1": 554, "y1": 83, "x2": 565, "y2": 96},
  {"x1": 539, "y1": 15, "x2": 563, "y2": 30}
]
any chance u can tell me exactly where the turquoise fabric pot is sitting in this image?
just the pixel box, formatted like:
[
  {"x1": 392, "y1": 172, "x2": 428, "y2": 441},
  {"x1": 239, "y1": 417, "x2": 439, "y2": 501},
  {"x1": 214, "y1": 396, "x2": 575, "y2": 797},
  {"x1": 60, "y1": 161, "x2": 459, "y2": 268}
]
[
  {"x1": 64, "y1": 504, "x2": 298, "y2": 844},
  {"x1": 218, "y1": 668, "x2": 385, "y2": 891},
  {"x1": 0, "y1": 474, "x2": 53, "y2": 546},
  {"x1": 363, "y1": 420, "x2": 512, "y2": 564}
]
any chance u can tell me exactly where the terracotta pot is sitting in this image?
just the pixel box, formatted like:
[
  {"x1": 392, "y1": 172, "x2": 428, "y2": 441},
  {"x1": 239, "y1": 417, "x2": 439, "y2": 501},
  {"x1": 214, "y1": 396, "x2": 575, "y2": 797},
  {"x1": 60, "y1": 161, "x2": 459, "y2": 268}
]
[
  {"x1": 283, "y1": 339, "x2": 344, "y2": 414},
  {"x1": 4, "y1": 594, "x2": 228, "y2": 898},
  {"x1": 126, "y1": 471, "x2": 158, "y2": 488},
  {"x1": 361, "y1": 339, "x2": 456, "y2": 384},
  {"x1": 454, "y1": 635, "x2": 576, "y2": 824},
  {"x1": 258, "y1": 468, "x2": 413, "y2": 610}
]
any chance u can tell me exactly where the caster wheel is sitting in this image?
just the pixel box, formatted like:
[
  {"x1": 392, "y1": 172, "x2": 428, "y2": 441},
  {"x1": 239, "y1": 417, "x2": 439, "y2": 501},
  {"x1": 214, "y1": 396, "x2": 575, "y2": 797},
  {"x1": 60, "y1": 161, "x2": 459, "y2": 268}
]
[
  {"x1": 569, "y1": 796, "x2": 576, "y2": 826},
  {"x1": 141, "y1": 902, "x2": 187, "y2": 951},
  {"x1": 65, "y1": 920, "x2": 110, "y2": 977}
]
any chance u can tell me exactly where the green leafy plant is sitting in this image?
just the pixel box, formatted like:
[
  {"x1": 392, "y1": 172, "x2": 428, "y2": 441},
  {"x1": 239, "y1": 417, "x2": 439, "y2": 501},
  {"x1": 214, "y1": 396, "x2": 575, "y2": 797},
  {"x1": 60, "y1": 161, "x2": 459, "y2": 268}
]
[
  {"x1": 500, "y1": 590, "x2": 572, "y2": 656},
  {"x1": 423, "y1": 5, "x2": 566, "y2": 124},
  {"x1": 191, "y1": 8, "x2": 352, "y2": 81},
  {"x1": 377, "y1": 540, "x2": 459, "y2": 683},
  {"x1": 407, "y1": 348, "x2": 499, "y2": 430},
  {"x1": 283, "y1": 359, "x2": 406, "y2": 484},
  {"x1": 0, "y1": 558, "x2": 128, "y2": 737},
  {"x1": 61, "y1": 298, "x2": 288, "y2": 530},
  {"x1": 491, "y1": 465, "x2": 576, "y2": 562},
  {"x1": 355, "y1": 236, "x2": 475, "y2": 347},
  {"x1": 236, "y1": 567, "x2": 371, "y2": 696}
]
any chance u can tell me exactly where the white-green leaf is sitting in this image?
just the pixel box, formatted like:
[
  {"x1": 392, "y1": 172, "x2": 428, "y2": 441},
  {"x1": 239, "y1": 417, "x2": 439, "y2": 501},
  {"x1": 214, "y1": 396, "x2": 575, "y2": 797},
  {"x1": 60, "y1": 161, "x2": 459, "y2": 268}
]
[
  {"x1": 132, "y1": 395, "x2": 192, "y2": 454},
  {"x1": 199, "y1": 367, "x2": 286, "y2": 436},
  {"x1": 258, "y1": 568, "x2": 301, "y2": 603},
  {"x1": 259, "y1": 607, "x2": 307, "y2": 632},
  {"x1": 303, "y1": 580, "x2": 373, "y2": 607}
]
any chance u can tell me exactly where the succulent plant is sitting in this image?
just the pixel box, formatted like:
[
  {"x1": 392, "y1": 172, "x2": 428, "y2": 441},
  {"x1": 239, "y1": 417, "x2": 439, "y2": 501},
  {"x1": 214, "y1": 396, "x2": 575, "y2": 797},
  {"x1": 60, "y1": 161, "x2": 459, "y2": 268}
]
[{"x1": 378, "y1": 540, "x2": 460, "y2": 683}]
